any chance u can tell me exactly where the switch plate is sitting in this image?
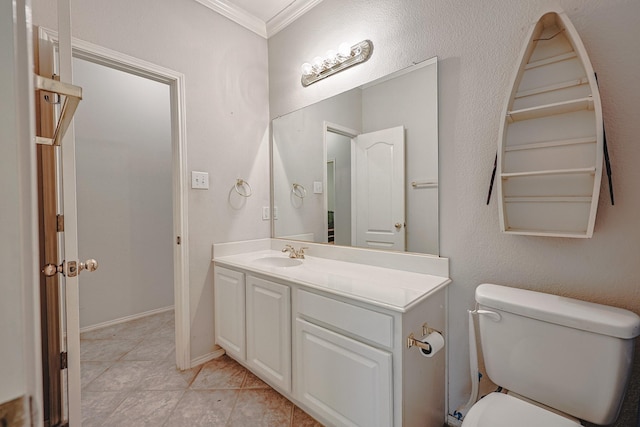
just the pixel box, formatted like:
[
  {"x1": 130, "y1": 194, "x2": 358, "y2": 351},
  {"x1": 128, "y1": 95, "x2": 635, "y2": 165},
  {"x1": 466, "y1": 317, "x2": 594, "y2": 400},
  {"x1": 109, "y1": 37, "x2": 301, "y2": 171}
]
[
  {"x1": 262, "y1": 207, "x2": 270, "y2": 220},
  {"x1": 313, "y1": 181, "x2": 323, "y2": 194},
  {"x1": 191, "y1": 171, "x2": 209, "y2": 189}
]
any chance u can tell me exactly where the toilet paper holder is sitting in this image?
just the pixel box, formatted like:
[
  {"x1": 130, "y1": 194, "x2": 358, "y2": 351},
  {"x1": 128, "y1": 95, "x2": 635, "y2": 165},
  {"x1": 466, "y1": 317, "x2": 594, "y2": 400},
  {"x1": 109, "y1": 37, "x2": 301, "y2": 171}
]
[{"x1": 407, "y1": 323, "x2": 441, "y2": 351}]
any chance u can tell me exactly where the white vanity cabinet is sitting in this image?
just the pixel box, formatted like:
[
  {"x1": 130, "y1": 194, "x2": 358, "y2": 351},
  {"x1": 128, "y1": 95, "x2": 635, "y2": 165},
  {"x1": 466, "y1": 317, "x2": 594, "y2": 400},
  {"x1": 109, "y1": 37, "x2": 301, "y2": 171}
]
[
  {"x1": 213, "y1": 266, "x2": 246, "y2": 360},
  {"x1": 213, "y1": 248, "x2": 449, "y2": 427},
  {"x1": 246, "y1": 275, "x2": 291, "y2": 393}
]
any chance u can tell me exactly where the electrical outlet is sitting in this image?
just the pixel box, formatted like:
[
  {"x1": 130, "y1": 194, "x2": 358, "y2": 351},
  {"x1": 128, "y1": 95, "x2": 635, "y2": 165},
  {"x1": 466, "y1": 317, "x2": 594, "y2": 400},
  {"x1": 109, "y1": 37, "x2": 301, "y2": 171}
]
[
  {"x1": 191, "y1": 171, "x2": 209, "y2": 189},
  {"x1": 262, "y1": 207, "x2": 270, "y2": 220}
]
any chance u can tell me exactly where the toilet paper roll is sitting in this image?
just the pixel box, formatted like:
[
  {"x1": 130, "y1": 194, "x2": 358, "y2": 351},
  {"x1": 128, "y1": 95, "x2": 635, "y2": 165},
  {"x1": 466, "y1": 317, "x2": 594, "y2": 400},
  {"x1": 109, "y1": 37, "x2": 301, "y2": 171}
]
[{"x1": 418, "y1": 331, "x2": 445, "y2": 358}]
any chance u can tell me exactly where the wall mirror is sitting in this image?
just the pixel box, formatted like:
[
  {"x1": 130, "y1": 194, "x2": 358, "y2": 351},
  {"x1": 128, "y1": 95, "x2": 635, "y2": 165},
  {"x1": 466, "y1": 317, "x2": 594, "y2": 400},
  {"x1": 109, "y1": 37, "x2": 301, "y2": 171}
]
[{"x1": 272, "y1": 57, "x2": 438, "y2": 255}]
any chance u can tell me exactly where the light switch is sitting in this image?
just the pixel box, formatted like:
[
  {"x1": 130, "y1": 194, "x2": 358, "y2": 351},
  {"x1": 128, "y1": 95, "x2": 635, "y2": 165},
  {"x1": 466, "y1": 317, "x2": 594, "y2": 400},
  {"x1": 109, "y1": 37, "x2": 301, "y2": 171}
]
[
  {"x1": 313, "y1": 181, "x2": 323, "y2": 194},
  {"x1": 262, "y1": 207, "x2": 270, "y2": 220},
  {"x1": 191, "y1": 171, "x2": 209, "y2": 189}
]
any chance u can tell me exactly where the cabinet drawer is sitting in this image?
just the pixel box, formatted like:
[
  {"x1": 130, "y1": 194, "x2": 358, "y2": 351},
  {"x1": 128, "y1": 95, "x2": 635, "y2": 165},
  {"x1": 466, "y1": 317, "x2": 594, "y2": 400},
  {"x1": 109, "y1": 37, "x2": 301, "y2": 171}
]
[{"x1": 297, "y1": 290, "x2": 393, "y2": 348}]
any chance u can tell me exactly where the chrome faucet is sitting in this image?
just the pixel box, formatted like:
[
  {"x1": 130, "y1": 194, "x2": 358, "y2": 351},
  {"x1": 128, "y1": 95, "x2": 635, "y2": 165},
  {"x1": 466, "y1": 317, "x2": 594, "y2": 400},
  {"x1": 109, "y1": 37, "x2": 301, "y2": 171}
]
[{"x1": 282, "y1": 244, "x2": 308, "y2": 259}]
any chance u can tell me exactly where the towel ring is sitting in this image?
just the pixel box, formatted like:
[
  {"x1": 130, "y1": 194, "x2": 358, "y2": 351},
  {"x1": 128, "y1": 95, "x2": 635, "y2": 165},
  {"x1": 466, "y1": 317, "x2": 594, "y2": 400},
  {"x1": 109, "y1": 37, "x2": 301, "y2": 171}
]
[
  {"x1": 235, "y1": 179, "x2": 252, "y2": 197},
  {"x1": 292, "y1": 183, "x2": 307, "y2": 199}
]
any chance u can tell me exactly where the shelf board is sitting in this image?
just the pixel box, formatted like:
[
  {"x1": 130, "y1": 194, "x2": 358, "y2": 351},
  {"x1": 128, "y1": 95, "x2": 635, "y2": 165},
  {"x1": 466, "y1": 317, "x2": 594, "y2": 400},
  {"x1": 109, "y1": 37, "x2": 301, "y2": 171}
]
[
  {"x1": 505, "y1": 196, "x2": 592, "y2": 203},
  {"x1": 524, "y1": 51, "x2": 577, "y2": 70},
  {"x1": 503, "y1": 228, "x2": 589, "y2": 238},
  {"x1": 507, "y1": 97, "x2": 593, "y2": 123},
  {"x1": 505, "y1": 136, "x2": 596, "y2": 152},
  {"x1": 515, "y1": 77, "x2": 589, "y2": 99},
  {"x1": 501, "y1": 167, "x2": 596, "y2": 179}
]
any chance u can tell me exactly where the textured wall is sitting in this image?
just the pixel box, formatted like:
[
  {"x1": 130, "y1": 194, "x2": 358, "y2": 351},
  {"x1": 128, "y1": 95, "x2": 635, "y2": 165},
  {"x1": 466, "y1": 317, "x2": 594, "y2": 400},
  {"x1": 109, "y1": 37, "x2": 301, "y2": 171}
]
[
  {"x1": 269, "y1": 0, "x2": 640, "y2": 423},
  {"x1": 32, "y1": 0, "x2": 270, "y2": 360}
]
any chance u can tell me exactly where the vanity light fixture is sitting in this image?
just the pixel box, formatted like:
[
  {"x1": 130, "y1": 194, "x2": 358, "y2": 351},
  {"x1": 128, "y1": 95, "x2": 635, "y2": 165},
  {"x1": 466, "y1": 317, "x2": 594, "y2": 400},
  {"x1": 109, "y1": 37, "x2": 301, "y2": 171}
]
[{"x1": 300, "y1": 40, "x2": 373, "y2": 87}]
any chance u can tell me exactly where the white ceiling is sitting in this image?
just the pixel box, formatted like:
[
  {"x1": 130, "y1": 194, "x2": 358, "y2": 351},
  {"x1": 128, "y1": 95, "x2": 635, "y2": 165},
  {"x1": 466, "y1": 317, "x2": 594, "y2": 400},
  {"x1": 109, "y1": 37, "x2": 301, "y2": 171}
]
[{"x1": 194, "y1": 0, "x2": 323, "y2": 39}]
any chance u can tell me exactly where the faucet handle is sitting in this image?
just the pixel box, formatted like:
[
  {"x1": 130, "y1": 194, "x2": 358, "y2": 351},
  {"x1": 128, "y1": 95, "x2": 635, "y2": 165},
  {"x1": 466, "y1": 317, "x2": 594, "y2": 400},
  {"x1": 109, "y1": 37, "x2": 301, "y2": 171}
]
[{"x1": 298, "y1": 247, "x2": 309, "y2": 258}]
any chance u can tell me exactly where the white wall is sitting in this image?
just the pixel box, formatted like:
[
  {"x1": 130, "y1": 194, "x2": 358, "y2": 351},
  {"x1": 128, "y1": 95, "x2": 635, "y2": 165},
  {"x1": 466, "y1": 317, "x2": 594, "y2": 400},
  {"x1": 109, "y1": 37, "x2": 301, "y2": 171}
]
[
  {"x1": 0, "y1": 0, "x2": 43, "y2": 420},
  {"x1": 32, "y1": 0, "x2": 270, "y2": 360},
  {"x1": 73, "y1": 57, "x2": 174, "y2": 328},
  {"x1": 268, "y1": 0, "x2": 640, "y2": 424}
]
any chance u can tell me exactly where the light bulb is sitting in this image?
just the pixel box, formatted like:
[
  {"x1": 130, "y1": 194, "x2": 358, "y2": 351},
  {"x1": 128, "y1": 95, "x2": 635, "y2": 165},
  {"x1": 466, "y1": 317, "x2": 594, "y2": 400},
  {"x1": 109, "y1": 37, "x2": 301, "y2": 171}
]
[
  {"x1": 325, "y1": 49, "x2": 338, "y2": 66},
  {"x1": 312, "y1": 56, "x2": 324, "y2": 73},
  {"x1": 301, "y1": 62, "x2": 313, "y2": 76},
  {"x1": 338, "y1": 42, "x2": 352, "y2": 59}
]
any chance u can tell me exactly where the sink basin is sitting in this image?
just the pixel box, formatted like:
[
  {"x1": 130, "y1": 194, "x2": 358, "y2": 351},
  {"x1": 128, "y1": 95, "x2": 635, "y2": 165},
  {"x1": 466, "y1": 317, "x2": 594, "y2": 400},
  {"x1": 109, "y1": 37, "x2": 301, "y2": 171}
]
[{"x1": 253, "y1": 256, "x2": 303, "y2": 268}]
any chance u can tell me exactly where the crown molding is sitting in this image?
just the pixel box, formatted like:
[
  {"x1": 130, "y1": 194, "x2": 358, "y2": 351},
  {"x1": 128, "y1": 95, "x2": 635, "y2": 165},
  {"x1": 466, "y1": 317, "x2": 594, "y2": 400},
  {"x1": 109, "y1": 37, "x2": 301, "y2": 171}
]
[
  {"x1": 194, "y1": 0, "x2": 322, "y2": 39},
  {"x1": 266, "y1": 0, "x2": 323, "y2": 37},
  {"x1": 194, "y1": 0, "x2": 267, "y2": 38}
]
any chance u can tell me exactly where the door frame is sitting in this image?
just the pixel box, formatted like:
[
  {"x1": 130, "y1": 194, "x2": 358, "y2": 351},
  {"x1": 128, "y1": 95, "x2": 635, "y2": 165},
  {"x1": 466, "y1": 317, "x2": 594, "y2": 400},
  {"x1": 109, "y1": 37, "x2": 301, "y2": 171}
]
[
  {"x1": 38, "y1": 25, "x2": 191, "y2": 368},
  {"x1": 322, "y1": 122, "x2": 359, "y2": 245}
]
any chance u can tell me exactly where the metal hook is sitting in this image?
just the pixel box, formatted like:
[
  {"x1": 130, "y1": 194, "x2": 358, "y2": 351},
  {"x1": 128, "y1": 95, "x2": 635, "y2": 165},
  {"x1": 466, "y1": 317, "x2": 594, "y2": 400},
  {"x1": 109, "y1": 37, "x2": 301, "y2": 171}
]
[
  {"x1": 292, "y1": 183, "x2": 307, "y2": 199},
  {"x1": 234, "y1": 179, "x2": 252, "y2": 197},
  {"x1": 44, "y1": 93, "x2": 61, "y2": 105}
]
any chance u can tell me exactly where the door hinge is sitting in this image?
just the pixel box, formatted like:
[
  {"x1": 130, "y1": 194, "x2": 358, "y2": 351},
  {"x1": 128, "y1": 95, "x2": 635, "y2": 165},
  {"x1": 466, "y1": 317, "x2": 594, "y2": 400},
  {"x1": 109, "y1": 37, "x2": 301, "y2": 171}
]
[
  {"x1": 56, "y1": 214, "x2": 64, "y2": 232},
  {"x1": 176, "y1": 236, "x2": 181, "y2": 245},
  {"x1": 60, "y1": 352, "x2": 67, "y2": 370}
]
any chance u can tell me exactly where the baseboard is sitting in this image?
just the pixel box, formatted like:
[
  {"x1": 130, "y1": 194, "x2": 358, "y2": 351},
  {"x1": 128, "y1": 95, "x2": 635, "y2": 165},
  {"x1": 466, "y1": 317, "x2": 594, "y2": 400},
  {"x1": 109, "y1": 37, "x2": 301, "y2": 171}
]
[
  {"x1": 190, "y1": 346, "x2": 225, "y2": 368},
  {"x1": 79, "y1": 305, "x2": 174, "y2": 333}
]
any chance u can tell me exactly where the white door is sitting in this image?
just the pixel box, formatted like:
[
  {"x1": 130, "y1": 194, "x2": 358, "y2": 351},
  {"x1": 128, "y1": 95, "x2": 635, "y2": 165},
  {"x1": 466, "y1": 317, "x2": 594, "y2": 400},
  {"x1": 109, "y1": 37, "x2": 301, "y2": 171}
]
[
  {"x1": 1, "y1": 0, "x2": 43, "y2": 423},
  {"x1": 353, "y1": 126, "x2": 406, "y2": 250},
  {"x1": 246, "y1": 276, "x2": 291, "y2": 392},
  {"x1": 36, "y1": 26, "x2": 96, "y2": 425}
]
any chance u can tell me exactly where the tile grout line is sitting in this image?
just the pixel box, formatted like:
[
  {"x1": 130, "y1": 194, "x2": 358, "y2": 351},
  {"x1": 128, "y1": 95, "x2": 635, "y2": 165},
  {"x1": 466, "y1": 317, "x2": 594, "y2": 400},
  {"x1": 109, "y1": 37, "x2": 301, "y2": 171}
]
[{"x1": 224, "y1": 370, "x2": 247, "y2": 426}]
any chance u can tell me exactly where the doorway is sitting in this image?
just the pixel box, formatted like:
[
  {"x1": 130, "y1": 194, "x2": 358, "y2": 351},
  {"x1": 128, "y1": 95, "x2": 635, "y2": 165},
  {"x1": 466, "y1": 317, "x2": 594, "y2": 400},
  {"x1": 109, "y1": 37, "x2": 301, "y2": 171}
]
[
  {"x1": 36, "y1": 27, "x2": 190, "y2": 426},
  {"x1": 72, "y1": 56, "x2": 174, "y2": 331}
]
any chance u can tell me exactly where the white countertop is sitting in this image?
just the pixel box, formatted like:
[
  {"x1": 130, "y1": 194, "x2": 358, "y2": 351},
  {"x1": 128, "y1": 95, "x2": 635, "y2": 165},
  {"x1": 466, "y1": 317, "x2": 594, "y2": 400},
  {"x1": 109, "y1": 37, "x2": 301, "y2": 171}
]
[{"x1": 214, "y1": 249, "x2": 451, "y2": 312}]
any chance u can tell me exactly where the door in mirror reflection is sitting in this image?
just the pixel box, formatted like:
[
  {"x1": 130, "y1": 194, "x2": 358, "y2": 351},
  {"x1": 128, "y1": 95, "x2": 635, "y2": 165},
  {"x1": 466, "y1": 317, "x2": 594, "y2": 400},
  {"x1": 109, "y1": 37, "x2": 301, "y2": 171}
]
[{"x1": 354, "y1": 126, "x2": 405, "y2": 251}]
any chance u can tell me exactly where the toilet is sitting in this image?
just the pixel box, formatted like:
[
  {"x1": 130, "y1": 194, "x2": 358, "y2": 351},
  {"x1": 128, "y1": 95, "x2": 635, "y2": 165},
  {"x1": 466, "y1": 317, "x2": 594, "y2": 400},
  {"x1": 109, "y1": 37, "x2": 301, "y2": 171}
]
[{"x1": 462, "y1": 284, "x2": 640, "y2": 427}]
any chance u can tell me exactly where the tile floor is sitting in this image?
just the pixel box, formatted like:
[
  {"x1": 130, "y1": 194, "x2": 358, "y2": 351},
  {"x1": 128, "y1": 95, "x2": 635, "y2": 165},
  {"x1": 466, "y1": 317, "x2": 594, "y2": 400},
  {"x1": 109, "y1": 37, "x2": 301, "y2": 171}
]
[{"x1": 80, "y1": 310, "x2": 323, "y2": 426}]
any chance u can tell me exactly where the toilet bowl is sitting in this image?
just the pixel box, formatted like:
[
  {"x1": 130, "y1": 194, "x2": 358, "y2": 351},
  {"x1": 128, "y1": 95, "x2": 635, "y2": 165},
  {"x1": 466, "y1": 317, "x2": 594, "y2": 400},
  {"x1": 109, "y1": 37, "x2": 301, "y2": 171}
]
[{"x1": 462, "y1": 284, "x2": 640, "y2": 427}]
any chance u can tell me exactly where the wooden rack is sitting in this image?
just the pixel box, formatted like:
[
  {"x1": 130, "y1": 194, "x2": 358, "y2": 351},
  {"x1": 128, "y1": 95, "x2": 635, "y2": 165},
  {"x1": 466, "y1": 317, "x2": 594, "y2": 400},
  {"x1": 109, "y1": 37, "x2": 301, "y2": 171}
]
[
  {"x1": 34, "y1": 74, "x2": 82, "y2": 146},
  {"x1": 496, "y1": 11, "x2": 603, "y2": 238}
]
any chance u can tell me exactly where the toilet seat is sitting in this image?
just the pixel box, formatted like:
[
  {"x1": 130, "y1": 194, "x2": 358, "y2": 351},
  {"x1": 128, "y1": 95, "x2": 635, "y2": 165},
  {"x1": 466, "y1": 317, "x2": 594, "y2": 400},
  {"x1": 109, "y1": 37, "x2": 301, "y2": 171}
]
[{"x1": 461, "y1": 393, "x2": 581, "y2": 427}]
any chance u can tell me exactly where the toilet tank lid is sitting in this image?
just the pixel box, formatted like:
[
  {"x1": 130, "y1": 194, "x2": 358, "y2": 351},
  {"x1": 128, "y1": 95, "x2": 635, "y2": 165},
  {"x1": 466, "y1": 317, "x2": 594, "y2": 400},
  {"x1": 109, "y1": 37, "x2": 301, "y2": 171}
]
[{"x1": 476, "y1": 284, "x2": 640, "y2": 339}]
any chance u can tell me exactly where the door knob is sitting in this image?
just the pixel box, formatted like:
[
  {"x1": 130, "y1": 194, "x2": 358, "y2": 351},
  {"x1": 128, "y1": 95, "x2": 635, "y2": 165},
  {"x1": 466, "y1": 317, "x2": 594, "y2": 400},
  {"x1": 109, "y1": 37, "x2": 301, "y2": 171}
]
[
  {"x1": 79, "y1": 259, "x2": 99, "y2": 273},
  {"x1": 395, "y1": 222, "x2": 403, "y2": 230},
  {"x1": 42, "y1": 263, "x2": 63, "y2": 277},
  {"x1": 41, "y1": 259, "x2": 98, "y2": 277}
]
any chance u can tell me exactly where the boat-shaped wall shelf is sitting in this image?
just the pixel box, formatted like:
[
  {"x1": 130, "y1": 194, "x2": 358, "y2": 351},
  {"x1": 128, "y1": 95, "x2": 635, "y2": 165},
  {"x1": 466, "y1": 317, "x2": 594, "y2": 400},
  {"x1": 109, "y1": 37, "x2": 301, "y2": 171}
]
[
  {"x1": 496, "y1": 10, "x2": 603, "y2": 238},
  {"x1": 34, "y1": 74, "x2": 83, "y2": 146}
]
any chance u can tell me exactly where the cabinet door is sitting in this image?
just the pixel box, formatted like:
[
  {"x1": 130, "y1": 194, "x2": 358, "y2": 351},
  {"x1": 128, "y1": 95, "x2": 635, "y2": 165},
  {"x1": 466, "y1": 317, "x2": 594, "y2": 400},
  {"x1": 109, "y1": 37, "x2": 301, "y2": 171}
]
[
  {"x1": 214, "y1": 267, "x2": 245, "y2": 360},
  {"x1": 295, "y1": 319, "x2": 393, "y2": 427},
  {"x1": 246, "y1": 276, "x2": 291, "y2": 392}
]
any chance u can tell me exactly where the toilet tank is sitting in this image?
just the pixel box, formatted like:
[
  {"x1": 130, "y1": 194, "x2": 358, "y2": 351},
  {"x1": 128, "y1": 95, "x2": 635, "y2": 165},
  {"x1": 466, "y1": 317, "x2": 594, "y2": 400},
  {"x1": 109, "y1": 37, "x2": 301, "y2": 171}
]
[{"x1": 475, "y1": 284, "x2": 640, "y2": 425}]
